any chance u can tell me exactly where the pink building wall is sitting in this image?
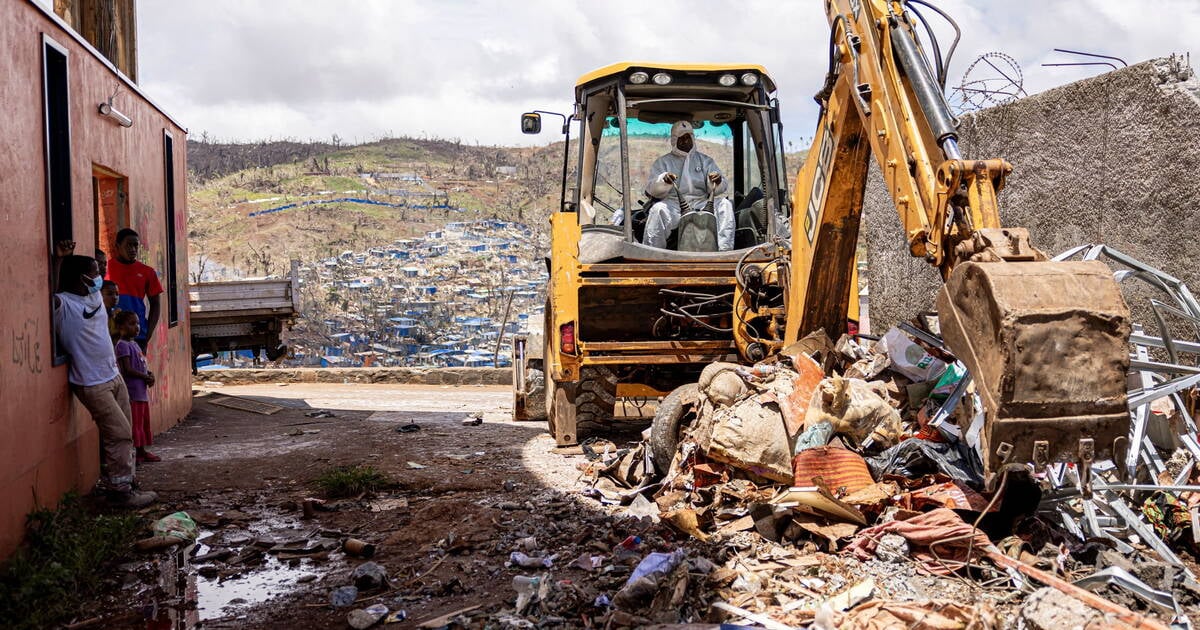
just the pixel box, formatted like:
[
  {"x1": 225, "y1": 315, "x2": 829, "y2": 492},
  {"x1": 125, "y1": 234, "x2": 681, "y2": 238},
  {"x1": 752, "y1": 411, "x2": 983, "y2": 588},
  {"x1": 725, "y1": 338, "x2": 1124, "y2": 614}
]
[{"x1": 0, "y1": 0, "x2": 192, "y2": 559}]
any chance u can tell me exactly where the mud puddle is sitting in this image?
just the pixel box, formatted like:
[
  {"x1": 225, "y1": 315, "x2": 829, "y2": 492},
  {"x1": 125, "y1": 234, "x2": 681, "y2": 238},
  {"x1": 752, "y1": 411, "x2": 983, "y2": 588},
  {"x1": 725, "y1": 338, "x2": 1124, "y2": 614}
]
[
  {"x1": 187, "y1": 508, "x2": 348, "y2": 621},
  {"x1": 196, "y1": 554, "x2": 318, "y2": 620}
]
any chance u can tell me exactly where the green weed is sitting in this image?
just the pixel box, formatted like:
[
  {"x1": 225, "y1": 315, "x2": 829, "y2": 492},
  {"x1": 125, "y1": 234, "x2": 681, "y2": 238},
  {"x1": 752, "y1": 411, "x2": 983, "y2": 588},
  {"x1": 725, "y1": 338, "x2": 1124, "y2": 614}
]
[
  {"x1": 315, "y1": 465, "x2": 391, "y2": 498},
  {"x1": 0, "y1": 493, "x2": 141, "y2": 630}
]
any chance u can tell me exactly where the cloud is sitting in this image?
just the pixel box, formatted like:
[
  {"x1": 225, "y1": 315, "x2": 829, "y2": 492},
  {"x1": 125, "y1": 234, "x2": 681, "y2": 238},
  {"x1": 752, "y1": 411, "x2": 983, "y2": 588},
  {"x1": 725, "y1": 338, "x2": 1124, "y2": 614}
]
[{"x1": 137, "y1": 0, "x2": 1200, "y2": 146}]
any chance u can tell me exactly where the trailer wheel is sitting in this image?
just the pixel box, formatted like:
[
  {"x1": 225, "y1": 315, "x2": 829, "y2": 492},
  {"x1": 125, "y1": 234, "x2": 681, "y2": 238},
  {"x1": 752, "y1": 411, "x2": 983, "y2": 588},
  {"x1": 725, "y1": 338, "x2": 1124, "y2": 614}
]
[
  {"x1": 650, "y1": 383, "x2": 700, "y2": 474},
  {"x1": 524, "y1": 366, "x2": 546, "y2": 420},
  {"x1": 575, "y1": 366, "x2": 619, "y2": 434}
]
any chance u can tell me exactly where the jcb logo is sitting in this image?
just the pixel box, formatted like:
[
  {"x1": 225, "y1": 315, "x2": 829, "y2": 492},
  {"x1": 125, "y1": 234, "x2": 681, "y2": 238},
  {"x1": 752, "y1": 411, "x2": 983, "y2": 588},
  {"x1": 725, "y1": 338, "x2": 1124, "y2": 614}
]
[{"x1": 804, "y1": 121, "x2": 835, "y2": 243}]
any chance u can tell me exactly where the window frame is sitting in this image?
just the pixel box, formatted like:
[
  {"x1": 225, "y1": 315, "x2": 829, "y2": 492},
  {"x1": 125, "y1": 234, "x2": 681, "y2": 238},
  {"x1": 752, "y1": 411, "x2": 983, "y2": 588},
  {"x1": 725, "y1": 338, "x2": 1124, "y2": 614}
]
[
  {"x1": 163, "y1": 130, "x2": 180, "y2": 327},
  {"x1": 43, "y1": 34, "x2": 73, "y2": 367}
]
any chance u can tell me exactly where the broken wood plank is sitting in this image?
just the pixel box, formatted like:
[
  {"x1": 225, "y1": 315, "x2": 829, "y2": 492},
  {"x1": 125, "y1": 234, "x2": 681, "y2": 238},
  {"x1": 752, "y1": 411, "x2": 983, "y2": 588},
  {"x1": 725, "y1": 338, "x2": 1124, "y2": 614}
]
[{"x1": 207, "y1": 395, "x2": 285, "y2": 415}]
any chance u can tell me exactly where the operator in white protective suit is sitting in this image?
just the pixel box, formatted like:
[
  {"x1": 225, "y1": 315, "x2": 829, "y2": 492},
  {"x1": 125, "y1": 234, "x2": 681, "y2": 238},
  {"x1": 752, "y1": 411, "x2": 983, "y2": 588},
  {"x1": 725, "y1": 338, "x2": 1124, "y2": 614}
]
[{"x1": 641, "y1": 121, "x2": 735, "y2": 250}]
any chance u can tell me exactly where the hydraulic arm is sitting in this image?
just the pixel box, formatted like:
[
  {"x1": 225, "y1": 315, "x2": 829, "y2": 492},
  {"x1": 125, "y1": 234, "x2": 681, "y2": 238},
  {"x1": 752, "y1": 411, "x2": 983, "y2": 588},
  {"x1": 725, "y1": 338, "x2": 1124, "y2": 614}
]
[{"x1": 780, "y1": 0, "x2": 1132, "y2": 479}]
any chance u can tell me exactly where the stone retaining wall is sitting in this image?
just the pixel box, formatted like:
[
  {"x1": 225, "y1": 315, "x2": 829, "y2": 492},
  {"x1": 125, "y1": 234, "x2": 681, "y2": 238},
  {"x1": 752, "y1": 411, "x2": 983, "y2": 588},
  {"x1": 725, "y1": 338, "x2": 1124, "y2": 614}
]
[
  {"x1": 864, "y1": 56, "x2": 1200, "y2": 330},
  {"x1": 195, "y1": 367, "x2": 512, "y2": 386}
]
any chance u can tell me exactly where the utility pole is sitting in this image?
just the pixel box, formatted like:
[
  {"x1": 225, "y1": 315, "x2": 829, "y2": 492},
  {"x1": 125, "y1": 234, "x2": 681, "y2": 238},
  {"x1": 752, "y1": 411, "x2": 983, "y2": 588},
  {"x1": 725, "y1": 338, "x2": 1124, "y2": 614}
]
[{"x1": 492, "y1": 290, "x2": 515, "y2": 367}]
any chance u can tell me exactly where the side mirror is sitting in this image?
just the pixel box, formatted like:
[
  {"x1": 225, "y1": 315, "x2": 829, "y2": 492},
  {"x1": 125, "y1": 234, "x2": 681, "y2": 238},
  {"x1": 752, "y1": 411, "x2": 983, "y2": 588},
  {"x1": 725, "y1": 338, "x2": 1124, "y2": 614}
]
[{"x1": 521, "y1": 113, "x2": 542, "y2": 135}]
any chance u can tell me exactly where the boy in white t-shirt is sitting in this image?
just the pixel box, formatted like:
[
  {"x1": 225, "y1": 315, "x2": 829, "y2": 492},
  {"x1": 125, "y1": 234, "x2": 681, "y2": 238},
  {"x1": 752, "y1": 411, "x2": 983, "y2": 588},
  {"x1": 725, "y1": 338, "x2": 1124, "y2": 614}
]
[{"x1": 53, "y1": 241, "x2": 156, "y2": 508}]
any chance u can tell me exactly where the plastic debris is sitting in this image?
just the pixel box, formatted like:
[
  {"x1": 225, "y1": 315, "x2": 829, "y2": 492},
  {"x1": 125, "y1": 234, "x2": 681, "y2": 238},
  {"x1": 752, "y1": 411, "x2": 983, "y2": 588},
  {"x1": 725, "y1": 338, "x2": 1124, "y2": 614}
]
[
  {"x1": 509, "y1": 551, "x2": 554, "y2": 569},
  {"x1": 347, "y1": 603, "x2": 388, "y2": 629},
  {"x1": 152, "y1": 512, "x2": 198, "y2": 543}
]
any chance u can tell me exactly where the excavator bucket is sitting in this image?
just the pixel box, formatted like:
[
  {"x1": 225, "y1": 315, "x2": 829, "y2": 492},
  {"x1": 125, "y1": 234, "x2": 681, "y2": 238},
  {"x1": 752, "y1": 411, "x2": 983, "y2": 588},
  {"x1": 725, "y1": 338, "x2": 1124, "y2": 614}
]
[{"x1": 936, "y1": 260, "x2": 1132, "y2": 477}]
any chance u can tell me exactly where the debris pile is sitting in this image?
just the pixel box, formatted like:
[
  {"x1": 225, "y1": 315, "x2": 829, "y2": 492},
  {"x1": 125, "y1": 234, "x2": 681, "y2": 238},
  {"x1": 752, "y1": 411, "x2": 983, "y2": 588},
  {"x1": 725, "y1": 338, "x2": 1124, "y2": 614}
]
[{"x1": 573, "y1": 244, "x2": 1200, "y2": 628}]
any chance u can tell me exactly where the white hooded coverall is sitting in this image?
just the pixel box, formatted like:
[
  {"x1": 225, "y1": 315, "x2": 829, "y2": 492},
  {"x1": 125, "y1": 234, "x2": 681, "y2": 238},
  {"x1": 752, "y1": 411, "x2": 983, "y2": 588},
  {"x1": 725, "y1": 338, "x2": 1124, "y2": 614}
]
[{"x1": 641, "y1": 121, "x2": 735, "y2": 251}]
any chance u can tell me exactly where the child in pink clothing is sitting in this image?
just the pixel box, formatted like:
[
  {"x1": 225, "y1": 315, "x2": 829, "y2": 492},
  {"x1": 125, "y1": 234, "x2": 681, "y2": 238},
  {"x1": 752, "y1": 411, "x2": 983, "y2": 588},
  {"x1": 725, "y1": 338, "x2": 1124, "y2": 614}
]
[{"x1": 114, "y1": 311, "x2": 159, "y2": 463}]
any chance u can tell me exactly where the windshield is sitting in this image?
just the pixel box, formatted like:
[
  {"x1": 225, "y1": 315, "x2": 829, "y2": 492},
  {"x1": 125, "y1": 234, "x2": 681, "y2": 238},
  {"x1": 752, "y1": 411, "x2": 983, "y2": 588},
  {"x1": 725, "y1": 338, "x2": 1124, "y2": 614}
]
[
  {"x1": 593, "y1": 117, "x2": 736, "y2": 226},
  {"x1": 613, "y1": 118, "x2": 733, "y2": 200},
  {"x1": 577, "y1": 88, "x2": 778, "y2": 252}
]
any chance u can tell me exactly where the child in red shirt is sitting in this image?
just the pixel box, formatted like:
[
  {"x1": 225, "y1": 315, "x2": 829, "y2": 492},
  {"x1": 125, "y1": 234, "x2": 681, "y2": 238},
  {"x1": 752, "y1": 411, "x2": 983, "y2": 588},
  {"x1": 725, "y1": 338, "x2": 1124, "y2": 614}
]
[{"x1": 114, "y1": 311, "x2": 159, "y2": 462}]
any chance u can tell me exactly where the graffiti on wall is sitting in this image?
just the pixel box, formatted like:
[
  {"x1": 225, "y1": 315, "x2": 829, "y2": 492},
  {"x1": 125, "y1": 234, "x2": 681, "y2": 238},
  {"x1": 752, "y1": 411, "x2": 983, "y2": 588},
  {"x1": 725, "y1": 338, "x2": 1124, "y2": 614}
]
[{"x1": 11, "y1": 317, "x2": 44, "y2": 375}]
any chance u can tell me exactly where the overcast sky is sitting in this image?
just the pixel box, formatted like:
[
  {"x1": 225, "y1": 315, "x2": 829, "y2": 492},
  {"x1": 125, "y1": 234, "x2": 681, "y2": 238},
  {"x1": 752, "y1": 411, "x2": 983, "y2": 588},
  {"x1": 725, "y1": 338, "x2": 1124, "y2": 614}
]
[{"x1": 138, "y1": 0, "x2": 1200, "y2": 148}]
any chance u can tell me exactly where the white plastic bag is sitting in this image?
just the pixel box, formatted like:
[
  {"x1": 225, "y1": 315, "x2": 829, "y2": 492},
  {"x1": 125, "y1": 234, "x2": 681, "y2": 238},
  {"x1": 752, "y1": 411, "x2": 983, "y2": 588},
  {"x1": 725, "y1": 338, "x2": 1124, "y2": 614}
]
[
  {"x1": 804, "y1": 377, "x2": 903, "y2": 447},
  {"x1": 881, "y1": 328, "x2": 946, "y2": 383}
]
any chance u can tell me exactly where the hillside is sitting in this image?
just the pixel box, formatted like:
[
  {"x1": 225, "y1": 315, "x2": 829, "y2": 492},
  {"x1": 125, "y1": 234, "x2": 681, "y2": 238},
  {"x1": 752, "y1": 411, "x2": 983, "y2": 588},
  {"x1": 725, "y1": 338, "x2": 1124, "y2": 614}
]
[{"x1": 187, "y1": 137, "x2": 562, "y2": 279}]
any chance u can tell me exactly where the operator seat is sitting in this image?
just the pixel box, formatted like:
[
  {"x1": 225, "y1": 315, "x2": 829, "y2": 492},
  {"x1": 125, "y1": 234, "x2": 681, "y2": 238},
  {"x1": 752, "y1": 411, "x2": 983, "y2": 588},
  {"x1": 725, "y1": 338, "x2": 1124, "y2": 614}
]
[
  {"x1": 674, "y1": 210, "x2": 719, "y2": 252},
  {"x1": 735, "y1": 187, "x2": 766, "y2": 249}
]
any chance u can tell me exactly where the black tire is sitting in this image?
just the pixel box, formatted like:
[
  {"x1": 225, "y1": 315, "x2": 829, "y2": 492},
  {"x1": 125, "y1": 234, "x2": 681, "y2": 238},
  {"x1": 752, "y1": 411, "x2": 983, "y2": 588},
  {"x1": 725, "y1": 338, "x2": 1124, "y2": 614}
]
[
  {"x1": 575, "y1": 366, "x2": 619, "y2": 434},
  {"x1": 650, "y1": 383, "x2": 699, "y2": 474}
]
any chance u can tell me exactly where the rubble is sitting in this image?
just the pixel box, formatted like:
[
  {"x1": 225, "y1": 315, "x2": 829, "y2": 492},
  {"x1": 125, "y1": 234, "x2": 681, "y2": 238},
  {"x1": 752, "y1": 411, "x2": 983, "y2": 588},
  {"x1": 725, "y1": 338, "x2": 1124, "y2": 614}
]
[
  {"x1": 347, "y1": 603, "x2": 388, "y2": 629},
  {"x1": 350, "y1": 561, "x2": 388, "y2": 590},
  {"x1": 568, "y1": 244, "x2": 1200, "y2": 627}
]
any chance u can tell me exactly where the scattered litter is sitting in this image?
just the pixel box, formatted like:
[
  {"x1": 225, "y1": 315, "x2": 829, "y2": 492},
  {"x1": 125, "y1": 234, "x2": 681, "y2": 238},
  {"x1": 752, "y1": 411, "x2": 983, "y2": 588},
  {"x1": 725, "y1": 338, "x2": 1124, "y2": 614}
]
[
  {"x1": 406, "y1": 462, "x2": 426, "y2": 470},
  {"x1": 343, "y1": 538, "x2": 376, "y2": 558},
  {"x1": 395, "y1": 423, "x2": 421, "y2": 433},
  {"x1": 136, "y1": 511, "x2": 199, "y2": 550},
  {"x1": 305, "y1": 410, "x2": 337, "y2": 418},
  {"x1": 508, "y1": 551, "x2": 554, "y2": 569},
  {"x1": 512, "y1": 574, "x2": 547, "y2": 613},
  {"x1": 367, "y1": 497, "x2": 409, "y2": 512},
  {"x1": 612, "y1": 549, "x2": 687, "y2": 612},
  {"x1": 207, "y1": 394, "x2": 284, "y2": 415},
  {"x1": 347, "y1": 603, "x2": 389, "y2": 629},
  {"x1": 415, "y1": 604, "x2": 481, "y2": 628}
]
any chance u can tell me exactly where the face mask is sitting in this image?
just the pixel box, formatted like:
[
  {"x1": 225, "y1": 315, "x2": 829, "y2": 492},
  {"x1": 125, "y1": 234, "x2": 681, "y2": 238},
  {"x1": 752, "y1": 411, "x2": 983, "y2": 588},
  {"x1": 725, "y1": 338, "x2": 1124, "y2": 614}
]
[{"x1": 84, "y1": 275, "x2": 103, "y2": 294}]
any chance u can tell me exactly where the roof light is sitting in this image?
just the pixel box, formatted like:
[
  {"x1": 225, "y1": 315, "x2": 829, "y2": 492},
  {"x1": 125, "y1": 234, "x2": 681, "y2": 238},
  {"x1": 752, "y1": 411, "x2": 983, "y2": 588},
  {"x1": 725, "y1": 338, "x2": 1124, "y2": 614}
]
[
  {"x1": 740, "y1": 72, "x2": 759, "y2": 86},
  {"x1": 629, "y1": 71, "x2": 649, "y2": 84},
  {"x1": 652, "y1": 72, "x2": 672, "y2": 85},
  {"x1": 718, "y1": 73, "x2": 737, "y2": 87}
]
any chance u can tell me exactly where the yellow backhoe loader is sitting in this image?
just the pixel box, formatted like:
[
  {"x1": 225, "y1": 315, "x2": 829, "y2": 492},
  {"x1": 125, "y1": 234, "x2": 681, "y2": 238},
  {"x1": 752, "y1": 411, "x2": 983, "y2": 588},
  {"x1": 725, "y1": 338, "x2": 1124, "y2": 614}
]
[
  {"x1": 514, "y1": 63, "x2": 845, "y2": 445},
  {"x1": 518, "y1": 0, "x2": 1131, "y2": 484}
]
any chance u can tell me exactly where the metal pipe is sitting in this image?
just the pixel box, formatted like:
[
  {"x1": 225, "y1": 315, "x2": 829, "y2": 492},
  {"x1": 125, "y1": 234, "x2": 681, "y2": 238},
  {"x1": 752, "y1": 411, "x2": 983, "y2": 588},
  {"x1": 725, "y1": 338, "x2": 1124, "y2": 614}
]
[
  {"x1": 1128, "y1": 373, "x2": 1200, "y2": 408},
  {"x1": 530, "y1": 110, "x2": 572, "y2": 212},
  {"x1": 1046, "y1": 484, "x2": 1200, "y2": 500},
  {"x1": 1130, "y1": 333, "x2": 1200, "y2": 356},
  {"x1": 984, "y1": 548, "x2": 1171, "y2": 630},
  {"x1": 616, "y1": 87, "x2": 633, "y2": 243},
  {"x1": 889, "y1": 18, "x2": 958, "y2": 148}
]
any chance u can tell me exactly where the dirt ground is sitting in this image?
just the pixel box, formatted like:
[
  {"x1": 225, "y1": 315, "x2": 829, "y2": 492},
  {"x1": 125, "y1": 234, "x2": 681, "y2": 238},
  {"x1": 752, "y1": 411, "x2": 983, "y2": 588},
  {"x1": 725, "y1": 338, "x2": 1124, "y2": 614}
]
[
  {"x1": 94, "y1": 383, "x2": 664, "y2": 628},
  {"x1": 77, "y1": 382, "x2": 1186, "y2": 630}
]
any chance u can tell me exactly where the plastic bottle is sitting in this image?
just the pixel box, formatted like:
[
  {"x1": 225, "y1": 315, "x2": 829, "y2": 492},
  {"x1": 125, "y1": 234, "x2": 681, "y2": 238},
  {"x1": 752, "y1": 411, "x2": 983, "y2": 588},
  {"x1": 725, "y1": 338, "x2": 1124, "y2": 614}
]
[
  {"x1": 611, "y1": 535, "x2": 642, "y2": 562},
  {"x1": 513, "y1": 575, "x2": 541, "y2": 591},
  {"x1": 513, "y1": 575, "x2": 541, "y2": 611}
]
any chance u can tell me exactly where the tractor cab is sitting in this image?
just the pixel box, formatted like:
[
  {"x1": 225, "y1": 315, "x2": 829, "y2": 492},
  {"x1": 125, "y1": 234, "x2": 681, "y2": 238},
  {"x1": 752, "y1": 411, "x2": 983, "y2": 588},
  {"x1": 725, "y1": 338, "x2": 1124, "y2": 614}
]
[{"x1": 524, "y1": 63, "x2": 791, "y2": 263}]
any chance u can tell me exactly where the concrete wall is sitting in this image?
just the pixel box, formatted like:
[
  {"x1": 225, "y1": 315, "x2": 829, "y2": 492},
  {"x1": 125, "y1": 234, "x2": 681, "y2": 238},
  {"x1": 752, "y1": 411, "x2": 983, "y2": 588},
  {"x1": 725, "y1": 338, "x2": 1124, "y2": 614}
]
[
  {"x1": 864, "y1": 56, "x2": 1200, "y2": 330},
  {"x1": 0, "y1": 1, "x2": 191, "y2": 559}
]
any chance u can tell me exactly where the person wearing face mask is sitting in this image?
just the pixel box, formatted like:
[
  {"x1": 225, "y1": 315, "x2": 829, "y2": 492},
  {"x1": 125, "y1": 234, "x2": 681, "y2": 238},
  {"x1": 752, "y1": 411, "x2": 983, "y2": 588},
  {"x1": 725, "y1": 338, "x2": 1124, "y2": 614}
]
[
  {"x1": 642, "y1": 121, "x2": 735, "y2": 251},
  {"x1": 52, "y1": 240, "x2": 157, "y2": 509}
]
